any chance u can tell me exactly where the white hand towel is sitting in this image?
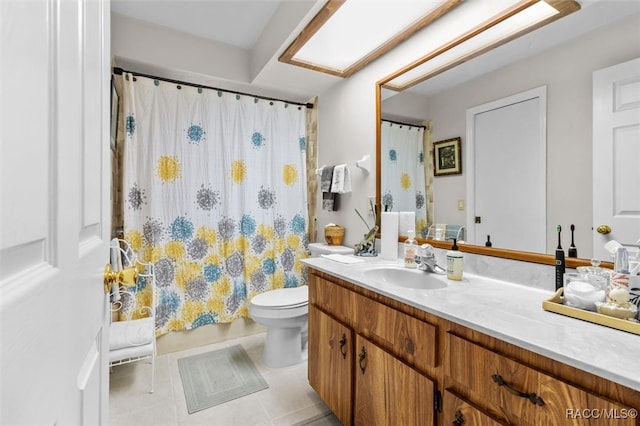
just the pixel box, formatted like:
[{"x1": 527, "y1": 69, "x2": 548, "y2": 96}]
[
  {"x1": 321, "y1": 254, "x2": 364, "y2": 264},
  {"x1": 330, "y1": 164, "x2": 352, "y2": 194}
]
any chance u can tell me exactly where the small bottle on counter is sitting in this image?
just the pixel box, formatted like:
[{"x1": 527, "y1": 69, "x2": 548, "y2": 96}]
[
  {"x1": 447, "y1": 239, "x2": 464, "y2": 280},
  {"x1": 404, "y1": 230, "x2": 418, "y2": 268}
]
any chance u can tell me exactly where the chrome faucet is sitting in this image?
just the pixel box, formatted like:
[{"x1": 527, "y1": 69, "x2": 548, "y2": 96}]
[{"x1": 415, "y1": 244, "x2": 446, "y2": 274}]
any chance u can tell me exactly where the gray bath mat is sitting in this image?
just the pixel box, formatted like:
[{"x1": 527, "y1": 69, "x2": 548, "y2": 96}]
[{"x1": 178, "y1": 344, "x2": 268, "y2": 414}]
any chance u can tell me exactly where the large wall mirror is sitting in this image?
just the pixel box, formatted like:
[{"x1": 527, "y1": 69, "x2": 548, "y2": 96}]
[{"x1": 376, "y1": 0, "x2": 640, "y2": 266}]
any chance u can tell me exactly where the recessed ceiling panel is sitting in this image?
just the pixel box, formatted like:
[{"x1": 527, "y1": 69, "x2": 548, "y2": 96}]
[{"x1": 280, "y1": 0, "x2": 463, "y2": 77}]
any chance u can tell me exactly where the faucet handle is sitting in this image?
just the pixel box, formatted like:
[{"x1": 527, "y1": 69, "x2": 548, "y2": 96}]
[{"x1": 419, "y1": 244, "x2": 434, "y2": 257}]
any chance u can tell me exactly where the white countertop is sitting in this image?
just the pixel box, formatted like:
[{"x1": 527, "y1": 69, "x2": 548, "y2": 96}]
[{"x1": 302, "y1": 256, "x2": 640, "y2": 392}]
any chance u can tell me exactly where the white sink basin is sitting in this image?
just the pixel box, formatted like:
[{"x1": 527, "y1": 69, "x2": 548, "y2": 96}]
[{"x1": 363, "y1": 266, "x2": 447, "y2": 290}]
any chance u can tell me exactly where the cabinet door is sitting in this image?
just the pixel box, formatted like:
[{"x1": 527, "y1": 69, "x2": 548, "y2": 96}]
[
  {"x1": 354, "y1": 335, "x2": 435, "y2": 426},
  {"x1": 308, "y1": 305, "x2": 353, "y2": 426},
  {"x1": 443, "y1": 389, "x2": 508, "y2": 426}
]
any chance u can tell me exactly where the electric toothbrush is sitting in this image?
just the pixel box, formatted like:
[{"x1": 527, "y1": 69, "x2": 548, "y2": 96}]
[
  {"x1": 568, "y1": 224, "x2": 578, "y2": 258},
  {"x1": 555, "y1": 225, "x2": 565, "y2": 290}
]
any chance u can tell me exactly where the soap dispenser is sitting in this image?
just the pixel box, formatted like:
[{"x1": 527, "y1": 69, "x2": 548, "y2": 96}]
[
  {"x1": 404, "y1": 230, "x2": 418, "y2": 268},
  {"x1": 446, "y1": 239, "x2": 463, "y2": 280}
]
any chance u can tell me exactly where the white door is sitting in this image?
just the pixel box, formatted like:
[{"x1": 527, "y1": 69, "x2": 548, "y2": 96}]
[
  {"x1": 466, "y1": 86, "x2": 547, "y2": 252},
  {"x1": 593, "y1": 57, "x2": 640, "y2": 262},
  {"x1": 0, "y1": 1, "x2": 111, "y2": 424}
]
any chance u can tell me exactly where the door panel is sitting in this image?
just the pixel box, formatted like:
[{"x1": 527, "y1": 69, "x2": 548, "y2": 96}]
[
  {"x1": 593, "y1": 57, "x2": 640, "y2": 261},
  {"x1": 0, "y1": 0, "x2": 111, "y2": 424},
  {"x1": 0, "y1": 0, "x2": 52, "y2": 280},
  {"x1": 354, "y1": 335, "x2": 435, "y2": 426},
  {"x1": 308, "y1": 306, "x2": 353, "y2": 426},
  {"x1": 466, "y1": 86, "x2": 546, "y2": 252}
]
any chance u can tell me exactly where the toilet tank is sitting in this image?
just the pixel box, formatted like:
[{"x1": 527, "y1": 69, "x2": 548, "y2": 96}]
[{"x1": 308, "y1": 242, "x2": 354, "y2": 258}]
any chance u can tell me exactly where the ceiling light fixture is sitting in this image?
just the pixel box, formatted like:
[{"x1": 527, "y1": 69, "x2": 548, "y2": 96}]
[
  {"x1": 279, "y1": 0, "x2": 464, "y2": 78},
  {"x1": 382, "y1": 0, "x2": 580, "y2": 91}
]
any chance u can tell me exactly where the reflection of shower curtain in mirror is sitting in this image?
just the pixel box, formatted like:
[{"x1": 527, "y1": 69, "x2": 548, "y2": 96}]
[
  {"x1": 381, "y1": 121, "x2": 427, "y2": 237},
  {"x1": 121, "y1": 74, "x2": 309, "y2": 336}
]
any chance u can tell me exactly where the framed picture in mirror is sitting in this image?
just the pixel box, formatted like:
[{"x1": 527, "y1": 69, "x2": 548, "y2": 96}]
[{"x1": 434, "y1": 137, "x2": 461, "y2": 176}]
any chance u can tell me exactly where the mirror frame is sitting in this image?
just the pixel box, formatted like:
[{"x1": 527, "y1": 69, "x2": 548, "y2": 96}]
[{"x1": 373, "y1": 0, "x2": 613, "y2": 269}]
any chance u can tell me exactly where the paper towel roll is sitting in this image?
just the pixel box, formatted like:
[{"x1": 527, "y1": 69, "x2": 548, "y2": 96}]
[
  {"x1": 399, "y1": 211, "x2": 416, "y2": 237},
  {"x1": 381, "y1": 212, "x2": 399, "y2": 260}
]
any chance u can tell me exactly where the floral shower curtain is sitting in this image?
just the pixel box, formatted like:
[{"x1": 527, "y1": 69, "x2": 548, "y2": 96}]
[
  {"x1": 121, "y1": 74, "x2": 309, "y2": 335},
  {"x1": 380, "y1": 120, "x2": 427, "y2": 237}
]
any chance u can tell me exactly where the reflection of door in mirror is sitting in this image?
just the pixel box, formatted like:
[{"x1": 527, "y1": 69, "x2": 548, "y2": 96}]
[
  {"x1": 380, "y1": 120, "x2": 428, "y2": 237},
  {"x1": 593, "y1": 57, "x2": 640, "y2": 261},
  {"x1": 466, "y1": 87, "x2": 546, "y2": 253}
]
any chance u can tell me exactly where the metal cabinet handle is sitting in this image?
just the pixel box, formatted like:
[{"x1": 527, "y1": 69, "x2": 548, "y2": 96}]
[
  {"x1": 452, "y1": 409, "x2": 464, "y2": 425},
  {"x1": 491, "y1": 374, "x2": 545, "y2": 406},
  {"x1": 339, "y1": 333, "x2": 347, "y2": 359},
  {"x1": 359, "y1": 346, "x2": 367, "y2": 374}
]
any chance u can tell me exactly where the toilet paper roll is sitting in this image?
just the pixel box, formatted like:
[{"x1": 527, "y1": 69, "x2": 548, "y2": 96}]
[
  {"x1": 399, "y1": 211, "x2": 416, "y2": 237},
  {"x1": 381, "y1": 212, "x2": 399, "y2": 260}
]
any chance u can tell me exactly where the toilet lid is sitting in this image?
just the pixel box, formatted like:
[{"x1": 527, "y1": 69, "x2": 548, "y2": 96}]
[{"x1": 251, "y1": 286, "x2": 308, "y2": 309}]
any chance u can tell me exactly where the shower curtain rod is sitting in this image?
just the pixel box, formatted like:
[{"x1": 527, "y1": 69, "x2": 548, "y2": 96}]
[
  {"x1": 112, "y1": 67, "x2": 314, "y2": 109},
  {"x1": 382, "y1": 118, "x2": 426, "y2": 129}
]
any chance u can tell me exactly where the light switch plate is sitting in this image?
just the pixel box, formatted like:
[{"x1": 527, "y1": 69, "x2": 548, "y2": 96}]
[{"x1": 457, "y1": 199, "x2": 465, "y2": 210}]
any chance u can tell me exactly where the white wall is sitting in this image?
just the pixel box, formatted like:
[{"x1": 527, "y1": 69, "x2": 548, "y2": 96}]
[
  {"x1": 315, "y1": 76, "x2": 378, "y2": 247},
  {"x1": 112, "y1": 13, "x2": 250, "y2": 83}
]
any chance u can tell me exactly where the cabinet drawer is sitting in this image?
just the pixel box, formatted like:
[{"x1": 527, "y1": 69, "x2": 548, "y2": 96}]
[
  {"x1": 446, "y1": 333, "x2": 637, "y2": 425},
  {"x1": 309, "y1": 273, "x2": 356, "y2": 327},
  {"x1": 443, "y1": 389, "x2": 508, "y2": 426},
  {"x1": 356, "y1": 294, "x2": 437, "y2": 371}
]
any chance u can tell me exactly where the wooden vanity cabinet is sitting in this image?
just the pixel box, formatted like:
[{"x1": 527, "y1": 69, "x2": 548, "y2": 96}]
[
  {"x1": 307, "y1": 268, "x2": 640, "y2": 426},
  {"x1": 308, "y1": 271, "x2": 438, "y2": 426}
]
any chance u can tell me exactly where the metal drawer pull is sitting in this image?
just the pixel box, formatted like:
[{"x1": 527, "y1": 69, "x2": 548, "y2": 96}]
[
  {"x1": 491, "y1": 374, "x2": 545, "y2": 406},
  {"x1": 359, "y1": 346, "x2": 367, "y2": 374},
  {"x1": 453, "y1": 409, "x2": 464, "y2": 425},
  {"x1": 339, "y1": 333, "x2": 347, "y2": 359}
]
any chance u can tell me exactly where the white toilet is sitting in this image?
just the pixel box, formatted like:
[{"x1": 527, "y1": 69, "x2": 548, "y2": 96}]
[{"x1": 249, "y1": 243, "x2": 354, "y2": 368}]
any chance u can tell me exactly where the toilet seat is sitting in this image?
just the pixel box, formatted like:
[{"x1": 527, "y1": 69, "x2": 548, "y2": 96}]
[{"x1": 250, "y1": 286, "x2": 308, "y2": 309}]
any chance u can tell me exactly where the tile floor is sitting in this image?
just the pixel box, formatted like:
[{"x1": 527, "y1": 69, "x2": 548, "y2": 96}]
[{"x1": 109, "y1": 332, "x2": 333, "y2": 426}]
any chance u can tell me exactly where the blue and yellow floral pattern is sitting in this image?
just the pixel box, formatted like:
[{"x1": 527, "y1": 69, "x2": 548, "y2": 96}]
[
  {"x1": 380, "y1": 120, "x2": 427, "y2": 237},
  {"x1": 122, "y1": 74, "x2": 308, "y2": 336}
]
